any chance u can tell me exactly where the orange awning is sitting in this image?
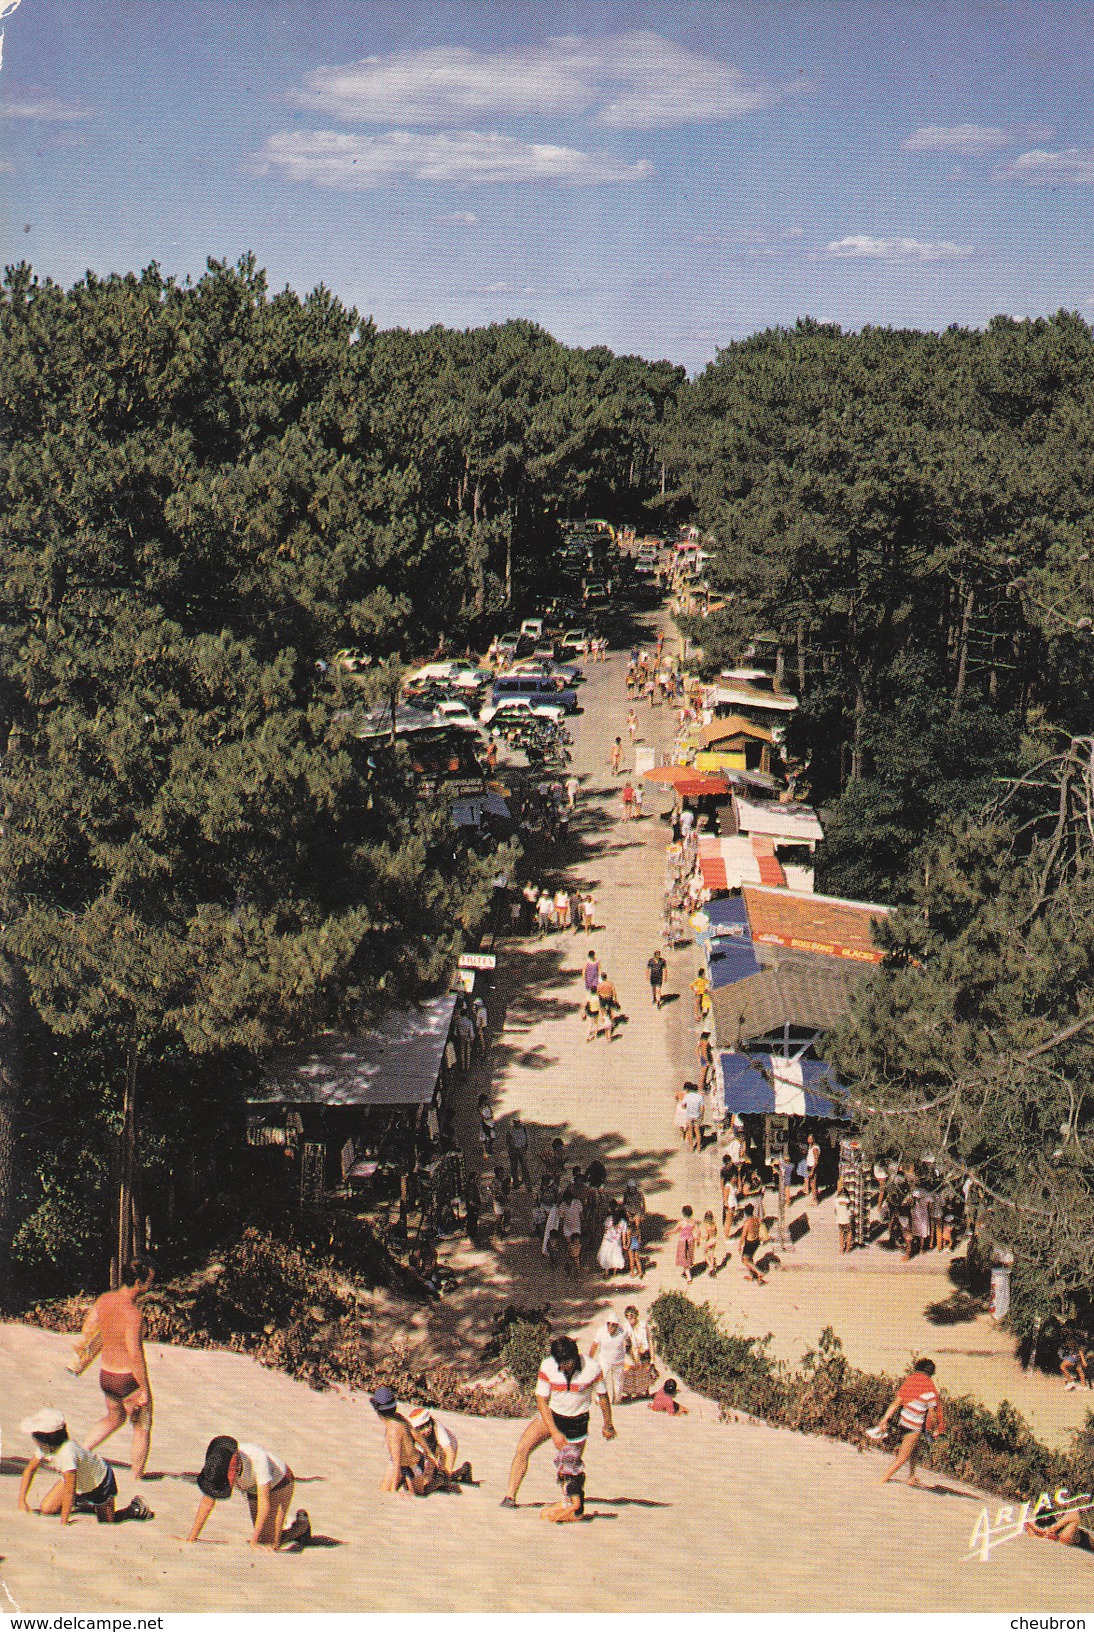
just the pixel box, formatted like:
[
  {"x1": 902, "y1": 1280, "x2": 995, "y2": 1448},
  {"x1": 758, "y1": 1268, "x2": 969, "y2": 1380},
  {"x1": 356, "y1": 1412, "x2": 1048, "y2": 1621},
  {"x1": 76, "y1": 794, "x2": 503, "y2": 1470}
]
[{"x1": 642, "y1": 765, "x2": 731, "y2": 797}]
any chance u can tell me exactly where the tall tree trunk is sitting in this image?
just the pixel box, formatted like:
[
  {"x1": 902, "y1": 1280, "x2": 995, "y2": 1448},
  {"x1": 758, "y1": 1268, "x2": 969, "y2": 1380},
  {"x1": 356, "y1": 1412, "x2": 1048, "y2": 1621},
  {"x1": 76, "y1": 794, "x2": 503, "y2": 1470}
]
[
  {"x1": 850, "y1": 676, "x2": 867, "y2": 782},
  {"x1": 797, "y1": 624, "x2": 807, "y2": 697},
  {"x1": 0, "y1": 955, "x2": 26, "y2": 1308},
  {"x1": 114, "y1": 1035, "x2": 138, "y2": 1286},
  {"x1": 505, "y1": 499, "x2": 514, "y2": 606},
  {"x1": 472, "y1": 482, "x2": 486, "y2": 617},
  {"x1": 953, "y1": 586, "x2": 975, "y2": 711}
]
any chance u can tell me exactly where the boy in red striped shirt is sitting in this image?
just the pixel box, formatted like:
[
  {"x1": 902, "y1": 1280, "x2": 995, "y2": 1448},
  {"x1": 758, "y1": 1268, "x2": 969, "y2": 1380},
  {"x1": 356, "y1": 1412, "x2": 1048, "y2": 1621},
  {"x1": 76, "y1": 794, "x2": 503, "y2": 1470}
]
[{"x1": 871, "y1": 1358, "x2": 944, "y2": 1486}]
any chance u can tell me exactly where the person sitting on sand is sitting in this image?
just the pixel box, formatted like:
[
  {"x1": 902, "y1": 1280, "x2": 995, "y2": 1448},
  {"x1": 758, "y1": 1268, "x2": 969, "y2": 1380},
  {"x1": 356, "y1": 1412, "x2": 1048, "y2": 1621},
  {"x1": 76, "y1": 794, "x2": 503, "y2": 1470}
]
[
  {"x1": 188, "y1": 1434, "x2": 306, "y2": 1548},
  {"x1": 1060, "y1": 1337, "x2": 1092, "y2": 1391},
  {"x1": 18, "y1": 1409, "x2": 153, "y2": 1526},
  {"x1": 1025, "y1": 1510, "x2": 1094, "y2": 1550},
  {"x1": 405, "y1": 1407, "x2": 473, "y2": 1486},
  {"x1": 649, "y1": 1379, "x2": 688, "y2": 1415},
  {"x1": 370, "y1": 1386, "x2": 440, "y2": 1496}
]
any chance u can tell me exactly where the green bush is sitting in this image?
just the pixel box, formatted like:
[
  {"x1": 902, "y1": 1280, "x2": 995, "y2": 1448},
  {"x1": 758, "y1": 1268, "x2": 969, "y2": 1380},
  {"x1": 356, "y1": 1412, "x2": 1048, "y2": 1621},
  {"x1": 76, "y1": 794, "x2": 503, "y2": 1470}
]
[
  {"x1": 496, "y1": 1311, "x2": 552, "y2": 1397},
  {"x1": 649, "y1": 1291, "x2": 1094, "y2": 1506}
]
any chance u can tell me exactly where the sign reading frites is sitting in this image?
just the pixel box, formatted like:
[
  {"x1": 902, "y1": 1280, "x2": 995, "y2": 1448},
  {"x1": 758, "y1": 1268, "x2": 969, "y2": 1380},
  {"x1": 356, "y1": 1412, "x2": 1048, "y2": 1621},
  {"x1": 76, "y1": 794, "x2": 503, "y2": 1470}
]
[{"x1": 458, "y1": 953, "x2": 497, "y2": 970}]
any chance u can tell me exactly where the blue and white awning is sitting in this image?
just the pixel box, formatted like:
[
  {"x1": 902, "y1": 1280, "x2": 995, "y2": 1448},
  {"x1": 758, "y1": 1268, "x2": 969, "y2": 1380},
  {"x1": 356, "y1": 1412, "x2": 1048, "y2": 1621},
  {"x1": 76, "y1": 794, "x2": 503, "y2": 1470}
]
[{"x1": 717, "y1": 1051, "x2": 848, "y2": 1119}]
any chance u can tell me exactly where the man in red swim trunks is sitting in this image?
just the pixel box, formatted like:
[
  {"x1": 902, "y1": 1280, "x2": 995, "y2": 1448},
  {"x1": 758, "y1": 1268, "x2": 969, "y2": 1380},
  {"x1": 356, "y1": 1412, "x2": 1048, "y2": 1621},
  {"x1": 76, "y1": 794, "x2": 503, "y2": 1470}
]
[{"x1": 79, "y1": 1259, "x2": 155, "y2": 1480}]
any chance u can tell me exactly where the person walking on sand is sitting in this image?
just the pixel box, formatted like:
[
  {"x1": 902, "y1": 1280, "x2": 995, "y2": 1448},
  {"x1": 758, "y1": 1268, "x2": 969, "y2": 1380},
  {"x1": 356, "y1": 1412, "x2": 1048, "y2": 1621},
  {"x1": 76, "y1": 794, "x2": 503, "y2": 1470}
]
[
  {"x1": 78, "y1": 1258, "x2": 155, "y2": 1480},
  {"x1": 696, "y1": 1028, "x2": 713, "y2": 1093},
  {"x1": 675, "y1": 1205, "x2": 697, "y2": 1284},
  {"x1": 621, "y1": 781, "x2": 635, "y2": 821},
  {"x1": 740, "y1": 1205, "x2": 766, "y2": 1283},
  {"x1": 627, "y1": 707, "x2": 639, "y2": 744},
  {"x1": 610, "y1": 736, "x2": 623, "y2": 775},
  {"x1": 596, "y1": 972, "x2": 619, "y2": 1041},
  {"x1": 590, "y1": 1312, "x2": 630, "y2": 1404},
  {"x1": 682, "y1": 1081, "x2": 706, "y2": 1151},
  {"x1": 501, "y1": 1335, "x2": 615, "y2": 1507},
  {"x1": 804, "y1": 1133, "x2": 820, "y2": 1204},
  {"x1": 188, "y1": 1434, "x2": 306, "y2": 1545},
  {"x1": 647, "y1": 948, "x2": 667, "y2": 1008},
  {"x1": 691, "y1": 968, "x2": 711, "y2": 1024},
  {"x1": 870, "y1": 1359, "x2": 943, "y2": 1486},
  {"x1": 506, "y1": 1114, "x2": 533, "y2": 1191},
  {"x1": 700, "y1": 1210, "x2": 720, "y2": 1277},
  {"x1": 835, "y1": 1180, "x2": 853, "y2": 1253}
]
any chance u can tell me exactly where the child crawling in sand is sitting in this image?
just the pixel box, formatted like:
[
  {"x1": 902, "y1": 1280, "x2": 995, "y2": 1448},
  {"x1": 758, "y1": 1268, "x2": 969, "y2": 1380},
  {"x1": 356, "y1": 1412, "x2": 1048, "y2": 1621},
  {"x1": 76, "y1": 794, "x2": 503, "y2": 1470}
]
[{"x1": 540, "y1": 1440, "x2": 586, "y2": 1524}]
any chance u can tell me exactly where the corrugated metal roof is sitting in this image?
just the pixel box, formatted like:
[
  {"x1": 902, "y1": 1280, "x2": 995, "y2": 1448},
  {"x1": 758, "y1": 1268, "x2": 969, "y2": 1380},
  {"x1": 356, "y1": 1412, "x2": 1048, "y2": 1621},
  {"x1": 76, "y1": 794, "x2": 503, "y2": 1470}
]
[{"x1": 251, "y1": 994, "x2": 459, "y2": 1108}]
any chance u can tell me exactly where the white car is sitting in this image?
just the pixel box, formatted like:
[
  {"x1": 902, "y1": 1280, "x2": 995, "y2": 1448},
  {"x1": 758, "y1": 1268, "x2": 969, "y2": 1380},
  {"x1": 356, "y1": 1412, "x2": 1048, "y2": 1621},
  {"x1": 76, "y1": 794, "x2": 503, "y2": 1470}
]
[
  {"x1": 432, "y1": 699, "x2": 487, "y2": 733},
  {"x1": 479, "y1": 697, "x2": 565, "y2": 727},
  {"x1": 404, "y1": 661, "x2": 490, "y2": 690}
]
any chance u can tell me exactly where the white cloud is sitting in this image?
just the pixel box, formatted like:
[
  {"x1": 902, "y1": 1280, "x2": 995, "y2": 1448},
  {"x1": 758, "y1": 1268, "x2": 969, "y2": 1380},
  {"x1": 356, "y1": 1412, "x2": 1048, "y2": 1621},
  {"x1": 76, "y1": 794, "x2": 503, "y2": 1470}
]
[
  {"x1": 902, "y1": 123, "x2": 1008, "y2": 155},
  {"x1": 293, "y1": 32, "x2": 790, "y2": 130},
  {"x1": 825, "y1": 235, "x2": 973, "y2": 261},
  {"x1": 0, "y1": 89, "x2": 91, "y2": 120},
  {"x1": 441, "y1": 209, "x2": 479, "y2": 224},
  {"x1": 693, "y1": 224, "x2": 804, "y2": 255},
  {"x1": 483, "y1": 281, "x2": 534, "y2": 294},
  {"x1": 998, "y1": 147, "x2": 1094, "y2": 184},
  {"x1": 254, "y1": 128, "x2": 653, "y2": 188}
]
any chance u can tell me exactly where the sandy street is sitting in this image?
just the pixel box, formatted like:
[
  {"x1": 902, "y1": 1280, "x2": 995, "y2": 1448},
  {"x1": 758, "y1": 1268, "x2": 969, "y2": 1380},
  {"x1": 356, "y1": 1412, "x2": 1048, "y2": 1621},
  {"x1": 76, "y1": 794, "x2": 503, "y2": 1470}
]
[{"x1": 2, "y1": 615, "x2": 1090, "y2": 1612}]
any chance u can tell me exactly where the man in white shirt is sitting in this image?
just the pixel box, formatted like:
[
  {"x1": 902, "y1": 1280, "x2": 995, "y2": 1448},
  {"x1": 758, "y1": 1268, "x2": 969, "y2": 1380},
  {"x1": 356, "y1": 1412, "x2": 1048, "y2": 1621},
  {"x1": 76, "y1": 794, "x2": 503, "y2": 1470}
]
[
  {"x1": 589, "y1": 1315, "x2": 630, "y2": 1403},
  {"x1": 501, "y1": 1335, "x2": 615, "y2": 1507},
  {"x1": 683, "y1": 1084, "x2": 705, "y2": 1151},
  {"x1": 561, "y1": 1190, "x2": 583, "y2": 1277}
]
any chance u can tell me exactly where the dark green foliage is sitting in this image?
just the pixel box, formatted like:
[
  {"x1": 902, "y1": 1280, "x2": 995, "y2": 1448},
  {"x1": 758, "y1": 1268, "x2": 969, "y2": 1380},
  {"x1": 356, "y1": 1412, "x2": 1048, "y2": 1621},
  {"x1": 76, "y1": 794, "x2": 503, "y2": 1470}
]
[
  {"x1": 497, "y1": 1310, "x2": 553, "y2": 1398},
  {"x1": 830, "y1": 742, "x2": 1094, "y2": 1329},
  {"x1": 668, "y1": 313, "x2": 1094, "y2": 900},
  {"x1": 651, "y1": 1292, "x2": 1094, "y2": 1503},
  {"x1": 0, "y1": 257, "x2": 682, "y2": 1294}
]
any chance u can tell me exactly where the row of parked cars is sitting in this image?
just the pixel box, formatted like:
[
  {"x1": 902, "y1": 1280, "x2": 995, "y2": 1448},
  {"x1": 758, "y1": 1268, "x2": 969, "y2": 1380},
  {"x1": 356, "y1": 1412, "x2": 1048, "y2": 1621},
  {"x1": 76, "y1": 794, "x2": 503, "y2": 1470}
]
[{"x1": 402, "y1": 629, "x2": 586, "y2": 735}]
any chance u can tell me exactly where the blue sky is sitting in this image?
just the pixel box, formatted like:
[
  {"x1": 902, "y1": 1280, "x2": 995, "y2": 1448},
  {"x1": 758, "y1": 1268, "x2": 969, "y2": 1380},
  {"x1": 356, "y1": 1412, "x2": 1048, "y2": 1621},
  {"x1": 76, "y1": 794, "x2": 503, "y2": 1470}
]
[{"x1": 1, "y1": 0, "x2": 1092, "y2": 371}]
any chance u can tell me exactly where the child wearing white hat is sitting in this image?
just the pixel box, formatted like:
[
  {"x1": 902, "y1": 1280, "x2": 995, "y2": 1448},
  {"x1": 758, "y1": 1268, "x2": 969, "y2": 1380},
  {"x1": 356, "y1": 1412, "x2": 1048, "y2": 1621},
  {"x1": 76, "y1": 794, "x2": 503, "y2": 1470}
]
[{"x1": 18, "y1": 1409, "x2": 152, "y2": 1525}]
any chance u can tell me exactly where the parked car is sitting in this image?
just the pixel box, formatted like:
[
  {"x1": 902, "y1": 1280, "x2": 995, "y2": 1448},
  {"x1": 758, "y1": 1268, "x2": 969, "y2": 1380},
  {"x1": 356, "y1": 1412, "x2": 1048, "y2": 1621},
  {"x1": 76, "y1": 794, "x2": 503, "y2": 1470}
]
[
  {"x1": 480, "y1": 696, "x2": 565, "y2": 726},
  {"x1": 405, "y1": 660, "x2": 491, "y2": 689},
  {"x1": 512, "y1": 657, "x2": 583, "y2": 686},
  {"x1": 491, "y1": 674, "x2": 579, "y2": 713},
  {"x1": 431, "y1": 698, "x2": 487, "y2": 734},
  {"x1": 520, "y1": 618, "x2": 544, "y2": 641},
  {"x1": 495, "y1": 631, "x2": 532, "y2": 662}
]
